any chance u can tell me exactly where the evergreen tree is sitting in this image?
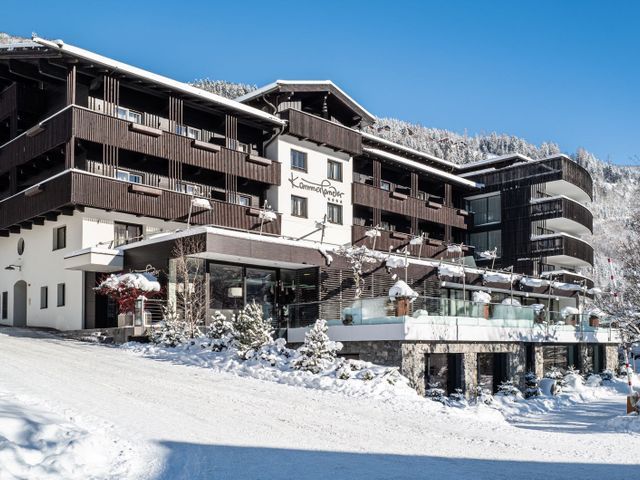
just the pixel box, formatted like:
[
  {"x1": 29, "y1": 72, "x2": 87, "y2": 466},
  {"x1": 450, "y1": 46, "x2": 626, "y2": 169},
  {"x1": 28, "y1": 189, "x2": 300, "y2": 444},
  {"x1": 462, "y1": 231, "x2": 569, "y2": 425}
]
[
  {"x1": 293, "y1": 319, "x2": 343, "y2": 373},
  {"x1": 206, "y1": 311, "x2": 235, "y2": 351},
  {"x1": 232, "y1": 302, "x2": 274, "y2": 359},
  {"x1": 149, "y1": 305, "x2": 188, "y2": 347}
]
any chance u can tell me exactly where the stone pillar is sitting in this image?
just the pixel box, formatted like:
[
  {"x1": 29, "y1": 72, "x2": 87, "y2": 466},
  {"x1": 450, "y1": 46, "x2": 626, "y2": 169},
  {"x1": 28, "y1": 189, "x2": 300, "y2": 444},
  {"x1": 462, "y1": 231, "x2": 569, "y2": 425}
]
[
  {"x1": 603, "y1": 344, "x2": 619, "y2": 372},
  {"x1": 508, "y1": 345, "x2": 527, "y2": 390},
  {"x1": 463, "y1": 352, "x2": 477, "y2": 397},
  {"x1": 534, "y1": 345, "x2": 545, "y2": 379},
  {"x1": 578, "y1": 344, "x2": 591, "y2": 373},
  {"x1": 401, "y1": 343, "x2": 426, "y2": 396}
]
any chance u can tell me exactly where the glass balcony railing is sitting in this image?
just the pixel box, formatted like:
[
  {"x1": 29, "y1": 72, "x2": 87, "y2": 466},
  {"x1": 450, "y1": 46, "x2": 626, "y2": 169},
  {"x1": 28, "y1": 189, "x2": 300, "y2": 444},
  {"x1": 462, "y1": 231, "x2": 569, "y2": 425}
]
[{"x1": 285, "y1": 296, "x2": 609, "y2": 331}]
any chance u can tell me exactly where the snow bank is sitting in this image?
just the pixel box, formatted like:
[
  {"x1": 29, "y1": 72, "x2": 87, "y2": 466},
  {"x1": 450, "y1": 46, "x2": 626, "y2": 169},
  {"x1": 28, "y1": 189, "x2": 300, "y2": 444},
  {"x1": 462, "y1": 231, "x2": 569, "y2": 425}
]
[
  {"x1": 385, "y1": 255, "x2": 409, "y2": 269},
  {"x1": 0, "y1": 389, "x2": 146, "y2": 480},
  {"x1": 519, "y1": 277, "x2": 549, "y2": 288},
  {"x1": 98, "y1": 272, "x2": 160, "y2": 292},
  {"x1": 123, "y1": 339, "x2": 418, "y2": 401}
]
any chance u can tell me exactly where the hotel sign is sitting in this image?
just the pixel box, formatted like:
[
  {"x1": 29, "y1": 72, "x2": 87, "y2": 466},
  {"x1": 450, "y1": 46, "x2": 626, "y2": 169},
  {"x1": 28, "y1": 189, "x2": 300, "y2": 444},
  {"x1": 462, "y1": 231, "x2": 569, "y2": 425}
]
[{"x1": 288, "y1": 173, "x2": 345, "y2": 202}]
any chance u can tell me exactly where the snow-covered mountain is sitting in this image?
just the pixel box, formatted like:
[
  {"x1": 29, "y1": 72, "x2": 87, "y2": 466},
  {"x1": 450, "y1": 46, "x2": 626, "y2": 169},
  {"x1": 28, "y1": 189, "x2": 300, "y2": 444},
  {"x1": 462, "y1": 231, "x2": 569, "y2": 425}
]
[{"x1": 193, "y1": 79, "x2": 639, "y2": 289}]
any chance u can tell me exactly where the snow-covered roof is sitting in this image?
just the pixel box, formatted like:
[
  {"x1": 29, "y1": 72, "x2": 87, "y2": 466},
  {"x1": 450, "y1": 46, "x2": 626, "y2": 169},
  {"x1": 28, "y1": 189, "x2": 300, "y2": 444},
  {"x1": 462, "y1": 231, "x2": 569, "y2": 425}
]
[
  {"x1": 360, "y1": 132, "x2": 460, "y2": 170},
  {"x1": 235, "y1": 80, "x2": 376, "y2": 123},
  {"x1": 30, "y1": 37, "x2": 284, "y2": 127},
  {"x1": 363, "y1": 147, "x2": 481, "y2": 188},
  {"x1": 457, "y1": 153, "x2": 533, "y2": 171}
]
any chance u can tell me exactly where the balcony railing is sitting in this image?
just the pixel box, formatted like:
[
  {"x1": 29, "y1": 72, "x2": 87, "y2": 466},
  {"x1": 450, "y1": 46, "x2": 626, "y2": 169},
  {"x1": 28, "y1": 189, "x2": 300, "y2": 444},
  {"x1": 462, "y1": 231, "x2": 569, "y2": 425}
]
[
  {"x1": 0, "y1": 106, "x2": 280, "y2": 185},
  {"x1": 0, "y1": 170, "x2": 281, "y2": 235},
  {"x1": 530, "y1": 196, "x2": 593, "y2": 233},
  {"x1": 466, "y1": 156, "x2": 593, "y2": 200},
  {"x1": 286, "y1": 295, "x2": 608, "y2": 330},
  {"x1": 351, "y1": 225, "x2": 469, "y2": 259},
  {"x1": 530, "y1": 233, "x2": 594, "y2": 267},
  {"x1": 280, "y1": 108, "x2": 362, "y2": 155},
  {"x1": 352, "y1": 182, "x2": 468, "y2": 229}
]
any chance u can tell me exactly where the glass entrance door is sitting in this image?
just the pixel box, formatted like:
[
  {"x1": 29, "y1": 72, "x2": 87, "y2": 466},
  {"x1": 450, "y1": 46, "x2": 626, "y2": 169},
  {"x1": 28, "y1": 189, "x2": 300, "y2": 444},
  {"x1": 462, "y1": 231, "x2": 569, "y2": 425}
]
[{"x1": 245, "y1": 268, "x2": 277, "y2": 322}]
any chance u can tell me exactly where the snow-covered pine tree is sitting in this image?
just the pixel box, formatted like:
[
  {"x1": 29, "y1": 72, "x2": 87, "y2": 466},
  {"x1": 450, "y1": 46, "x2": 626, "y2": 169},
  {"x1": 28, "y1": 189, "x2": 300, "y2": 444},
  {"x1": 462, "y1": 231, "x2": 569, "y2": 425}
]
[
  {"x1": 292, "y1": 319, "x2": 343, "y2": 373},
  {"x1": 232, "y1": 302, "x2": 274, "y2": 359},
  {"x1": 149, "y1": 305, "x2": 188, "y2": 347},
  {"x1": 206, "y1": 311, "x2": 235, "y2": 351},
  {"x1": 524, "y1": 371, "x2": 541, "y2": 398}
]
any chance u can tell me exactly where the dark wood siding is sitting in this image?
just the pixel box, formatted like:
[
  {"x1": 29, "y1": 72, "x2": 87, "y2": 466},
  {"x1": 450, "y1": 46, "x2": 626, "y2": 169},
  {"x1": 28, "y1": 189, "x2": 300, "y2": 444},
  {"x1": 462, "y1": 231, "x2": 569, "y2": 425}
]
[
  {"x1": 280, "y1": 108, "x2": 362, "y2": 155},
  {"x1": 0, "y1": 171, "x2": 281, "y2": 235},
  {"x1": 530, "y1": 196, "x2": 593, "y2": 233},
  {"x1": 530, "y1": 235, "x2": 594, "y2": 267},
  {"x1": 468, "y1": 157, "x2": 592, "y2": 200},
  {"x1": 72, "y1": 108, "x2": 280, "y2": 185},
  {"x1": 0, "y1": 107, "x2": 73, "y2": 175},
  {"x1": 352, "y1": 182, "x2": 468, "y2": 229}
]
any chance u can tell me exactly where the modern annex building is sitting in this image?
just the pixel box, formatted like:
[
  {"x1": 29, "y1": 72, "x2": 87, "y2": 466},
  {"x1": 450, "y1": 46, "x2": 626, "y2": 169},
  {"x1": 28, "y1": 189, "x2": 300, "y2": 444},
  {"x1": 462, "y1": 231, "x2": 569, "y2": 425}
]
[{"x1": 0, "y1": 37, "x2": 618, "y2": 396}]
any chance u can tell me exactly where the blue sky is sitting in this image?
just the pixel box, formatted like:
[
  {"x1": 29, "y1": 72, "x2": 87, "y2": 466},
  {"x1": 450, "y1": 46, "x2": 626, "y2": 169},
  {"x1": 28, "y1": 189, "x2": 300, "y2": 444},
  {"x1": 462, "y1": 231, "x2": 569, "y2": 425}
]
[{"x1": 3, "y1": 0, "x2": 638, "y2": 165}]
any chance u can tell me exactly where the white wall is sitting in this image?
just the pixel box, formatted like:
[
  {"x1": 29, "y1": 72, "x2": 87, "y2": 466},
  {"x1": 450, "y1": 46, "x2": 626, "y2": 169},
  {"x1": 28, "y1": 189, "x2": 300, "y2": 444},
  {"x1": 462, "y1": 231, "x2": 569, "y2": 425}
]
[
  {"x1": 0, "y1": 208, "x2": 184, "y2": 331},
  {"x1": 266, "y1": 135, "x2": 352, "y2": 246}
]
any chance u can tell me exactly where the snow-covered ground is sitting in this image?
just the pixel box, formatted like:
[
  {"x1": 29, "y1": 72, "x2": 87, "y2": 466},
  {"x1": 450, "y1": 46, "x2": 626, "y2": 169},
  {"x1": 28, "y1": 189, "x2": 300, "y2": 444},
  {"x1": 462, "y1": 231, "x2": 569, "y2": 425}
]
[{"x1": 1, "y1": 327, "x2": 639, "y2": 480}]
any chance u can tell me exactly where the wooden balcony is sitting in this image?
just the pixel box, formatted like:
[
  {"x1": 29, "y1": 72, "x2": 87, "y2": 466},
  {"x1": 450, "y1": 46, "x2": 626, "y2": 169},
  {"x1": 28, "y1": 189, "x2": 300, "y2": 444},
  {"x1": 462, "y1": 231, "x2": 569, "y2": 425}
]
[
  {"x1": 72, "y1": 107, "x2": 280, "y2": 185},
  {"x1": 530, "y1": 234, "x2": 594, "y2": 267},
  {"x1": 467, "y1": 156, "x2": 593, "y2": 200},
  {"x1": 280, "y1": 108, "x2": 362, "y2": 155},
  {"x1": 351, "y1": 225, "x2": 468, "y2": 260},
  {"x1": 530, "y1": 196, "x2": 593, "y2": 234},
  {"x1": 0, "y1": 106, "x2": 281, "y2": 185},
  {"x1": 0, "y1": 170, "x2": 281, "y2": 235},
  {"x1": 352, "y1": 182, "x2": 468, "y2": 229}
]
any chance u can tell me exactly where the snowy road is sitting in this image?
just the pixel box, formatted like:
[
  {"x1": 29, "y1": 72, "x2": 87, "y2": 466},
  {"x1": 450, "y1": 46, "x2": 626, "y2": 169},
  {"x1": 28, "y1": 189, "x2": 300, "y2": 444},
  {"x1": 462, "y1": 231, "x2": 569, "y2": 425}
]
[{"x1": 0, "y1": 327, "x2": 638, "y2": 480}]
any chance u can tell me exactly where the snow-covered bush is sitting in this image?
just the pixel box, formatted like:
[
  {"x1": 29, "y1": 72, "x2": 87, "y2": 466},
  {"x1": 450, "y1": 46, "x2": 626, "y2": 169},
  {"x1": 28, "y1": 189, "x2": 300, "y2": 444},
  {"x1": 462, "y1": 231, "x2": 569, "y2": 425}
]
[
  {"x1": 475, "y1": 385, "x2": 493, "y2": 405},
  {"x1": 293, "y1": 319, "x2": 343, "y2": 373},
  {"x1": 205, "y1": 311, "x2": 235, "y2": 351},
  {"x1": 524, "y1": 371, "x2": 541, "y2": 398},
  {"x1": 232, "y1": 302, "x2": 274, "y2": 359},
  {"x1": 95, "y1": 271, "x2": 161, "y2": 314},
  {"x1": 149, "y1": 306, "x2": 190, "y2": 347},
  {"x1": 601, "y1": 369, "x2": 615, "y2": 381},
  {"x1": 496, "y1": 380, "x2": 522, "y2": 400},
  {"x1": 425, "y1": 383, "x2": 448, "y2": 404}
]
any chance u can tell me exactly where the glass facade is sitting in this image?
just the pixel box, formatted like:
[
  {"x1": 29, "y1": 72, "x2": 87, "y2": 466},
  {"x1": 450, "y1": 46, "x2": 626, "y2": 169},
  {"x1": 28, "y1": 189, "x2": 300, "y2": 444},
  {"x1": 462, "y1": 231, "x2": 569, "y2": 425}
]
[
  {"x1": 467, "y1": 194, "x2": 501, "y2": 226},
  {"x1": 469, "y1": 230, "x2": 502, "y2": 257}
]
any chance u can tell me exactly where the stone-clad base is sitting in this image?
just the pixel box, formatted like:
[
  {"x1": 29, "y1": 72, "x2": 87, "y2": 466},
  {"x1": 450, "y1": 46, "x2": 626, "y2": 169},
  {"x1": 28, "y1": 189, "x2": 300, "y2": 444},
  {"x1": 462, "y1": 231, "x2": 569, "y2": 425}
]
[{"x1": 339, "y1": 340, "x2": 620, "y2": 397}]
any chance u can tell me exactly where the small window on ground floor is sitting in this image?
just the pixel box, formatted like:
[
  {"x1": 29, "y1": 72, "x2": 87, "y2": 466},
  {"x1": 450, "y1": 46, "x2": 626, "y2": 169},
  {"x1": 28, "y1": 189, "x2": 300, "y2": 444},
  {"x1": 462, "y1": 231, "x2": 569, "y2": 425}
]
[
  {"x1": 57, "y1": 283, "x2": 65, "y2": 307},
  {"x1": 1, "y1": 291, "x2": 7, "y2": 319},
  {"x1": 40, "y1": 286, "x2": 48, "y2": 309}
]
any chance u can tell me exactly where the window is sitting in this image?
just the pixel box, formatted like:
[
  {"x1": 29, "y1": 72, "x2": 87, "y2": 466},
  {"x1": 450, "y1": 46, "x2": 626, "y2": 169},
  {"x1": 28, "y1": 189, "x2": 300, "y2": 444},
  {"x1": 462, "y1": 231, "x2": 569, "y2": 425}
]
[
  {"x1": 114, "y1": 222, "x2": 143, "y2": 247},
  {"x1": 380, "y1": 180, "x2": 392, "y2": 191},
  {"x1": 1, "y1": 292, "x2": 7, "y2": 319},
  {"x1": 467, "y1": 194, "x2": 501, "y2": 226},
  {"x1": 116, "y1": 106, "x2": 142, "y2": 124},
  {"x1": 17, "y1": 238, "x2": 25, "y2": 255},
  {"x1": 186, "y1": 127, "x2": 201, "y2": 140},
  {"x1": 327, "y1": 160, "x2": 343, "y2": 181},
  {"x1": 40, "y1": 286, "x2": 48, "y2": 309},
  {"x1": 176, "y1": 182, "x2": 200, "y2": 195},
  {"x1": 291, "y1": 195, "x2": 308, "y2": 218},
  {"x1": 231, "y1": 194, "x2": 251, "y2": 207},
  {"x1": 57, "y1": 283, "x2": 65, "y2": 307},
  {"x1": 291, "y1": 150, "x2": 307, "y2": 172},
  {"x1": 53, "y1": 226, "x2": 66, "y2": 251},
  {"x1": 469, "y1": 230, "x2": 502, "y2": 257},
  {"x1": 116, "y1": 170, "x2": 142, "y2": 184},
  {"x1": 327, "y1": 203, "x2": 343, "y2": 224}
]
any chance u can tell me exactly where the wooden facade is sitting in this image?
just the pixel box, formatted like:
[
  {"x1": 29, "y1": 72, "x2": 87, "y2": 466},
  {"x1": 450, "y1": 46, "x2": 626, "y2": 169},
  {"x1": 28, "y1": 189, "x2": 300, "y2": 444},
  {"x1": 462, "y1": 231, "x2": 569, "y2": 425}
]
[
  {"x1": 529, "y1": 235, "x2": 594, "y2": 267},
  {"x1": 0, "y1": 171, "x2": 281, "y2": 235},
  {"x1": 352, "y1": 182, "x2": 468, "y2": 229},
  {"x1": 530, "y1": 196, "x2": 593, "y2": 233},
  {"x1": 468, "y1": 156, "x2": 593, "y2": 200},
  {"x1": 280, "y1": 108, "x2": 362, "y2": 155}
]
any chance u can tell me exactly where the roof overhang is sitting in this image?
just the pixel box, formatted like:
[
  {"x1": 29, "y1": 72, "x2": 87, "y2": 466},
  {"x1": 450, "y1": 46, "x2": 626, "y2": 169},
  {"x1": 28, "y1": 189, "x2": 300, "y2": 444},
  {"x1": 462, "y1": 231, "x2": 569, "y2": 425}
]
[{"x1": 30, "y1": 37, "x2": 285, "y2": 129}]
